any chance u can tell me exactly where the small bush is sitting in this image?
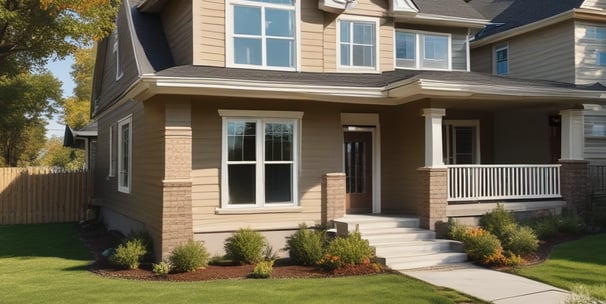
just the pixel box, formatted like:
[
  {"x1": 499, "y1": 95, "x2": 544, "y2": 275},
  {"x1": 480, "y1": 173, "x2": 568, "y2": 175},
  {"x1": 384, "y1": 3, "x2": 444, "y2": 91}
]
[
  {"x1": 480, "y1": 204, "x2": 516, "y2": 240},
  {"x1": 169, "y1": 241, "x2": 209, "y2": 273},
  {"x1": 318, "y1": 254, "x2": 342, "y2": 271},
  {"x1": 124, "y1": 230, "x2": 154, "y2": 262},
  {"x1": 224, "y1": 228, "x2": 266, "y2": 264},
  {"x1": 505, "y1": 225, "x2": 538, "y2": 255},
  {"x1": 447, "y1": 220, "x2": 467, "y2": 242},
  {"x1": 558, "y1": 215, "x2": 582, "y2": 234},
  {"x1": 529, "y1": 216, "x2": 560, "y2": 240},
  {"x1": 285, "y1": 224, "x2": 326, "y2": 266},
  {"x1": 462, "y1": 227, "x2": 503, "y2": 265},
  {"x1": 324, "y1": 231, "x2": 373, "y2": 266},
  {"x1": 152, "y1": 261, "x2": 171, "y2": 277},
  {"x1": 109, "y1": 239, "x2": 147, "y2": 269},
  {"x1": 249, "y1": 260, "x2": 274, "y2": 279}
]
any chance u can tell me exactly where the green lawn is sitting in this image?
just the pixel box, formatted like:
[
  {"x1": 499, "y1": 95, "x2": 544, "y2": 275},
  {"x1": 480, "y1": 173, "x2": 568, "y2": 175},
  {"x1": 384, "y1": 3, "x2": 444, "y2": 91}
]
[
  {"x1": 516, "y1": 234, "x2": 606, "y2": 301},
  {"x1": 0, "y1": 223, "x2": 482, "y2": 304}
]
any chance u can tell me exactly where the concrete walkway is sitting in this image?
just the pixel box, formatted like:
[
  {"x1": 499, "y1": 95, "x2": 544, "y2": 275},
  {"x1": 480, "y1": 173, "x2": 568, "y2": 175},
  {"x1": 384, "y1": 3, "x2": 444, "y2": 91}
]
[{"x1": 401, "y1": 264, "x2": 569, "y2": 304}]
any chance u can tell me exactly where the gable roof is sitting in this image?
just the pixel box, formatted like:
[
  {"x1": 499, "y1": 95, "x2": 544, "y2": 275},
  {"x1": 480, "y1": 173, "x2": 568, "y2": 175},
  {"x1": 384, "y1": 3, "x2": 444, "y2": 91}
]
[
  {"x1": 469, "y1": 0, "x2": 584, "y2": 39},
  {"x1": 413, "y1": 0, "x2": 486, "y2": 20}
]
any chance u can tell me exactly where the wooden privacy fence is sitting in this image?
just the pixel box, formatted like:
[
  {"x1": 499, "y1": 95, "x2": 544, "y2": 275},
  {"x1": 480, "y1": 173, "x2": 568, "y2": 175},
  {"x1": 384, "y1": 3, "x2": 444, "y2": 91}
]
[{"x1": 0, "y1": 167, "x2": 93, "y2": 225}]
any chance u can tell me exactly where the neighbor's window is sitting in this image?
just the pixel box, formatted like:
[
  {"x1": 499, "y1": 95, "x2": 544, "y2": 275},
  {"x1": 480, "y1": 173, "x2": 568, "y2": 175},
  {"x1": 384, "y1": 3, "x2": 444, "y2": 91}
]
[
  {"x1": 108, "y1": 125, "x2": 115, "y2": 177},
  {"x1": 339, "y1": 18, "x2": 378, "y2": 69},
  {"x1": 229, "y1": 0, "x2": 296, "y2": 69},
  {"x1": 586, "y1": 26, "x2": 606, "y2": 40},
  {"x1": 117, "y1": 116, "x2": 132, "y2": 193},
  {"x1": 113, "y1": 30, "x2": 123, "y2": 80},
  {"x1": 220, "y1": 110, "x2": 302, "y2": 208},
  {"x1": 495, "y1": 44, "x2": 508, "y2": 75},
  {"x1": 395, "y1": 30, "x2": 450, "y2": 70},
  {"x1": 598, "y1": 51, "x2": 606, "y2": 66}
]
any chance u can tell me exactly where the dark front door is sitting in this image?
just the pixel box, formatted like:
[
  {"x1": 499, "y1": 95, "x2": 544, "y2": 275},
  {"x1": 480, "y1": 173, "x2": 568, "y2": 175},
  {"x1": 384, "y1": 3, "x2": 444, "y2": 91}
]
[{"x1": 344, "y1": 131, "x2": 372, "y2": 214}]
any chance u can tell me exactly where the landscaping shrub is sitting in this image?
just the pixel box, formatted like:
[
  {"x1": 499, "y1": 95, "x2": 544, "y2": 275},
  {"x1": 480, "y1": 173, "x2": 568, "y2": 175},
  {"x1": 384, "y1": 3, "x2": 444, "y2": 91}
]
[
  {"x1": 284, "y1": 224, "x2": 326, "y2": 266},
  {"x1": 480, "y1": 204, "x2": 516, "y2": 240},
  {"x1": 152, "y1": 261, "x2": 171, "y2": 277},
  {"x1": 124, "y1": 230, "x2": 154, "y2": 262},
  {"x1": 169, "y1": 241, "x2": 209, "y2": 273},
  {"x1": 322, "y1": 231, "x2": 373, "y2": 268},
  {"x1": 109, "y1": 239, "x2": 147, "y2": 269},
  {"x1": 224, "y1": 228, "x2": 266, "y2": 264},
  {"x1": 505, "y1": 225, "x2": 539, "y2": 255},
  {"x1": 462, "y1": 227, "x2": 503, "y2": 265},
  {"x1": 249, "y1": 260, "x2": 274, "y2": 279},
  {"x1": 528, "y1": 216, "x2": 560, "y2": 240},
  {"x1": 558, "y1": 215, "x2": 582, "y2": 234},
  {"x1": 447, "y1": 220, "x2": 467, "y2": 242}
]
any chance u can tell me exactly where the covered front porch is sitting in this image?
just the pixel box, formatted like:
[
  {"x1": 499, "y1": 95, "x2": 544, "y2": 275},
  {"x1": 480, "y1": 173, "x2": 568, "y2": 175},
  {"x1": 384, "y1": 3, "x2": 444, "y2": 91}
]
[{"x1": 417, "y1": 107, "x2": 589, "y2": 230}]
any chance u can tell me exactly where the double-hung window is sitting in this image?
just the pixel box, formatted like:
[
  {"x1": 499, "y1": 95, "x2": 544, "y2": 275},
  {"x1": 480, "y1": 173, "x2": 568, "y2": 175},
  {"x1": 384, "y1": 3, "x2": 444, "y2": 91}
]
[
  {"x1": 220, "y1": 110, "x2": 302, "y2": 209},
  {"x1": 395, "y1": 30, "x2": 450, "y2": 70},
  {"x1": 495, "y1": 44, "x2": 508, "y2": 75},
  {"x1": 229, "y1": 0, "x2": 297, "y2": 69},
  {"x1": 338, "y1": 18, "x2": 378, "y2": 70},
  {"x1": 117, "y1": 116, "x2": 132, "y2": 193},
  {"x1": 597, "y1": 51, "x2": 606, "y2": 66}
]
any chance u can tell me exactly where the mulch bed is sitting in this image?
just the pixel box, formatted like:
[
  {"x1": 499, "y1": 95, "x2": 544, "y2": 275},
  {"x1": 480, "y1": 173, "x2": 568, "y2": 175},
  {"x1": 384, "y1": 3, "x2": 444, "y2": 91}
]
[{"x1": 78, "y1": 222, "x2": 383, "y2": 281}]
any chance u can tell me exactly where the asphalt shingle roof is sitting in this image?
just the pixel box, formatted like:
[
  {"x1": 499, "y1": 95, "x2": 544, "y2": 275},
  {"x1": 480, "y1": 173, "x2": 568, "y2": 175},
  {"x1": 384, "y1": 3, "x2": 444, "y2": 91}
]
[{"x1": 413, "y1": 0, "x2": 486, "y2": 20}]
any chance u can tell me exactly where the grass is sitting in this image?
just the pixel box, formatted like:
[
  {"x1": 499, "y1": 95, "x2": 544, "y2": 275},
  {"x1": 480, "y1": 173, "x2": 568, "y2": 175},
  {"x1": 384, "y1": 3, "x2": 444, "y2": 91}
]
[
  {"x1": 0, "y1": 223, "x2": 484, "y2": 304},
  {"x1": 516, "y1": 234, "x2": 606, "y2": 301}
]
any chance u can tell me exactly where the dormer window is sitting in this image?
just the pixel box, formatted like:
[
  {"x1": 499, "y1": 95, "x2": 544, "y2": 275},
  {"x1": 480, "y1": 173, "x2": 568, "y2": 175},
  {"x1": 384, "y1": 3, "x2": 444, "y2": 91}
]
[
  {"x1": 227, "y1": 0, "x2": 298, "y2": 70},
  {"x1": 113, "y1": 30, "x2": 123, "y2": 80},
  {"x1": 395, "y1": 30, "x2": 451, "y2": 70}
]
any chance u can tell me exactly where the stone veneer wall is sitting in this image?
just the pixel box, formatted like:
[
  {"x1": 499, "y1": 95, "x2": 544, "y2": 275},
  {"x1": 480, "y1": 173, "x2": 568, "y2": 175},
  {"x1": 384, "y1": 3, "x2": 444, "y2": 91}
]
[
  {"x1": 560, "y1": 160, "x2": 590, "y2": 218},
  {"x1": 322, "y1": 173, "x2": 346, "y2": 227}
]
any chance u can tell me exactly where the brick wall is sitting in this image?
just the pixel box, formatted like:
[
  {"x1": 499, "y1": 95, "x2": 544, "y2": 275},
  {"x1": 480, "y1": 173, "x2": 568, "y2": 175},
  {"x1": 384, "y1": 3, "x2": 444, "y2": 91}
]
[
  {"x1": 321, "y1": 173, "x2": 346, "y2": 227},
  {"x1": 417, "y1": 167, "x2": 448, "y2": 231},
  {"x1": 560, "y1": 160, "x2": 590, "y2": 218}
]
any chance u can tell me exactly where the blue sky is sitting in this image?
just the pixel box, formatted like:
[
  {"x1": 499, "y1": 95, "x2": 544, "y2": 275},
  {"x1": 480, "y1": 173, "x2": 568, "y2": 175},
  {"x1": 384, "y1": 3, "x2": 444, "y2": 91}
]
[{"x1": 45, "y1": 56, "x2": 76, "y2": 138}]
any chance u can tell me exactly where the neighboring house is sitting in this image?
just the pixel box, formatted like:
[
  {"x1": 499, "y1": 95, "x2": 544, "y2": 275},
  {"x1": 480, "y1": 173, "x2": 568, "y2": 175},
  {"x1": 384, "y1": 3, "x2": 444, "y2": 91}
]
[
  {"x1": 91, "y1": 0, "x2": 606, "y2": 260},
  {"x1": 468, "y1": 0, "x2": 606, "y2": 163},
  {"x1": 63, "y1": 122, "x2": 98, "y2": 170}
]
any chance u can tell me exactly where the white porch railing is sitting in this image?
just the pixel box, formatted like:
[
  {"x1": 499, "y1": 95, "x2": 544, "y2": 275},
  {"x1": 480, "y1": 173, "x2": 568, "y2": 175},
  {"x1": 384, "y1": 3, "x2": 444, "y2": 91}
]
[{"x1": 447, "y1": 164, "x2": 562, "y2": 202}]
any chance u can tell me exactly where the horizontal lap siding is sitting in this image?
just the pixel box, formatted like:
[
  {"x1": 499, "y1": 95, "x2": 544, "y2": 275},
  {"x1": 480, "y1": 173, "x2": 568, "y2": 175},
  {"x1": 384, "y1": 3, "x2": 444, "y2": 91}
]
[
  {"x1": 301, "y1": 0, "x2": 325, "y2": 72},
  {"x1": 508, "y1": 21, "x2": 575, "y2": 83},
  {"x1": 190, "y1": 99, "x2": 343, "y2": 233},
  {"x1": 581, "y1": 0, "x2": 606, "y2": 10},
  {"x1": 575, "y1": 21, "x2": 606, "y2": 85},
  {"x1": 195, "y1": 0, "x2": 225, "y2": 66},
  {"x1": 470, "y1": 45, "x2": 492, "y2": 73},
  {"x1": 162, "y1": 0, "x2": 193, "y2": 65}
]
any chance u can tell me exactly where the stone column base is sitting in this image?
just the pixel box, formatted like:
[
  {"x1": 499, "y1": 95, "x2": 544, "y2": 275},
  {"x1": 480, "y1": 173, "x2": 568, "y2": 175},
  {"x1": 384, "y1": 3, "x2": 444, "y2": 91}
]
[
  {"x1": 161, "y1": 179, "x2": 193, "y2": 260},
  {"x1": 560, "y1": 160, "x2": 589, "y2": 218},
  {"x1": 417, "y1": 167, "x2": 448, "y2": 231},
  {"x1": 321, "y1": 173, "x2": 346, "y2": 227}
]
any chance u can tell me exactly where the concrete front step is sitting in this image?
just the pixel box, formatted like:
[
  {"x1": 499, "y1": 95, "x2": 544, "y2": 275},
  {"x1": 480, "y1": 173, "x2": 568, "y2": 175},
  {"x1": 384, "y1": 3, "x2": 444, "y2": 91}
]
[
  {"x1": 363, "y1": 229, "x2": 436, "y2": 242},
  {"x1": 387, "y1": 252, "x2": 469, "y2": 270},
  {"x1": 374, "y1": 240, "x2": 460, "y2": 257},
  {"x1": 333, "y1": 215, "x2": 420, "y2": 233}
]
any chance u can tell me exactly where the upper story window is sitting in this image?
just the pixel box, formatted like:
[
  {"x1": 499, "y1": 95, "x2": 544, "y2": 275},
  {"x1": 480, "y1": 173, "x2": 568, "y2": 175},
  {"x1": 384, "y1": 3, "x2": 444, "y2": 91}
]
[
  {"x1": 112, "y1": 30, "x2": 123, "y2": 80},
  {"x1": 495, "y1": 44, "x2": 508, "y2": 75},
  {"x1": 338, "y1": 17, "x2": 379, "y2": 71},
  {"x1": 395, "y1": 30, "x2": 451, "y2": 70},
  {"x1": 586, "y1": 26, "x2": 606, "y2": 40},
  {"x1": 597, "y1": 51, "x2": 606, "y2": 66},
  {"x1": 227, "y1": 0, "x2": 297, "y2": 70}
]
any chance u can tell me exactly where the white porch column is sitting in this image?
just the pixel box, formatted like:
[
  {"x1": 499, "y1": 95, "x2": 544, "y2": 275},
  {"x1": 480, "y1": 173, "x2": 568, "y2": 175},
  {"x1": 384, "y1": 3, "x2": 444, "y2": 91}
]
[
  {"x1": 422, "y1": 108, "x2": 446, "y2": 168},
  {"x1": 560, "y1": 109, "x2": 584, "y2": 160}
]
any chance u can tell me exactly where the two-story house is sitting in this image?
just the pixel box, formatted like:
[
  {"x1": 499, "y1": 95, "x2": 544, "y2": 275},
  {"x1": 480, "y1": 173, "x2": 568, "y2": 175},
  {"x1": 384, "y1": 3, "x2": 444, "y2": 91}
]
[
  {"x1": 91, "y1": 0, "x2": 606, "y2": 261},
  {"x1": 469, "y1": 0, "x2": 606, "y2": 164}
]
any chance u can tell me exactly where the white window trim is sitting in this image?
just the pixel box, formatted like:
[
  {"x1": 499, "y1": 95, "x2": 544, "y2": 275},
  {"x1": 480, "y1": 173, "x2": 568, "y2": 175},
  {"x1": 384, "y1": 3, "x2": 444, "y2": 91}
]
[
  {"x1": 113, "y1": 31, "x2": 123, "y2": 81},
  {"x1": 494, "y1": 43, "x2": 509, "y2": 75},
  {"x1": 444, "y1": 120, "x2": 481, "y2": 165},
  {"x1": 117, "y1": 115, "x2": 132, "y2": 193},
  {"x1": 393, "y1": 29, "x2": 452, "y2": 71},
  {"x1": 218, "y1": 110, "x2": 303, "y2": 210},
  {"x1": 336, "y1": 15, "x2": 380, "y2": 73},
  {"x1": 225, "y1": 0, "x2": 301, "y2": 71},
  {"x1": 108, "y1": 125, "x2": 115, "y2": 177}
]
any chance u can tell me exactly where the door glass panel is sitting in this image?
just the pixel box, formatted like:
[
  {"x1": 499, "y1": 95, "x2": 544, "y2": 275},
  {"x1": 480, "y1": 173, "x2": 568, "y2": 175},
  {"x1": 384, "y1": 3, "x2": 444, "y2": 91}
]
[{"x1": 345, "y1": 141, "x2": 366, "y2": 193}]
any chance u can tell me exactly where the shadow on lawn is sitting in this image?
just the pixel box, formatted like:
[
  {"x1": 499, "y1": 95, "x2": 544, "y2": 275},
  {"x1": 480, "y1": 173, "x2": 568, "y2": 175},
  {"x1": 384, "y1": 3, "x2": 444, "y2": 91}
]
[{"x1": 0, "y1": 223, "x2": 91, "y2": 261}]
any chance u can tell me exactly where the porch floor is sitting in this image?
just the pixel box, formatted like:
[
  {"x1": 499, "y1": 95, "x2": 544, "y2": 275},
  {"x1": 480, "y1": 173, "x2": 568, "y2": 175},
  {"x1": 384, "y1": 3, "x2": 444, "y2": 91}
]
[{"x1": 446, "y1": 200, "x2": 566, "y2": 217}]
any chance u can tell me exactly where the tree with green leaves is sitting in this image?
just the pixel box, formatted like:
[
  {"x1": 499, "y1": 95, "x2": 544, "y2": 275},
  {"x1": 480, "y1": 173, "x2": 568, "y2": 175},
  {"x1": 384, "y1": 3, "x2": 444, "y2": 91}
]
[
  {"x1": 62, "y1": 46, "x2": 95, "y2": 129},
  {"x1": 0, "y1": 72, "x2": 62, "y2": 166},
  {"x1": 0, "y1": 0, "x2": 120, "y2": 75},
  {"x1": 35, "y1": 136, "x2": 85, "y2": 170}
]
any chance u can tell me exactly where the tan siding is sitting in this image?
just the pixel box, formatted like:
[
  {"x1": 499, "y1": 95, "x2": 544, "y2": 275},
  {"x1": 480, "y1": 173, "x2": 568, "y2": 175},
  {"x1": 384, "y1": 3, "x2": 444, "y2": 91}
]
[
  {"x1": 190, "y1": 98, "x2": 345, "y2": 232},
  {"x1": 493, "y1": 110, "x2": 551, "y2": 164},
  {"x1": 584, "y1": 111, "x2": 606, "y2": 162},
  {"x1": 507, "y1": 21, "x2": 575, "y2": 83},
  {"x1": 195, "y1": 0, "x2": 225, "y2": 66},
  {"x1": 581, "y1": 0, "x2": 606, "y2": 10},
  {"x1": 323, "y1": 17, "x2": 337, "y2": 72},
  {"x1": 300, "y1": 0, "x2": 325, "y2": 72},
  {"x1": 575, "y1": 21, "x2": 606, "y2": 85},
  {"x1": 162, "y1": 0, "x2": 193, "y2": 65},
  {"x1": 470, "y1": 45, "x2": 492, "y2": 73},
  {"x1": 380, "y1": 20, "x2": 394, "y2": 71},
  {"x1": 347, "y1": 0, "x2": 389, "y2": 17}
]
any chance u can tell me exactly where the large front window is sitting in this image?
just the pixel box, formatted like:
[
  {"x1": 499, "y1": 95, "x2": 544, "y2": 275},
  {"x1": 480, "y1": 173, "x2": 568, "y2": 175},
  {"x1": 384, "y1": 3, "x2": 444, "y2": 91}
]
[
  {"x1": 339, "y1": 18, "x2": 378, "y2": 70},
  {"x1": 117, "y1": 116, "x2": 132, "y2": 193},
  {"x1": 229, "y1": 0, "x2": 296, "y2": 69},
  {"x1": 220, "y1": 110, "x2": 301, "y2": 208},
  {"x1": 395, "y1": 31, "x2": 450, "y2": 70}
]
